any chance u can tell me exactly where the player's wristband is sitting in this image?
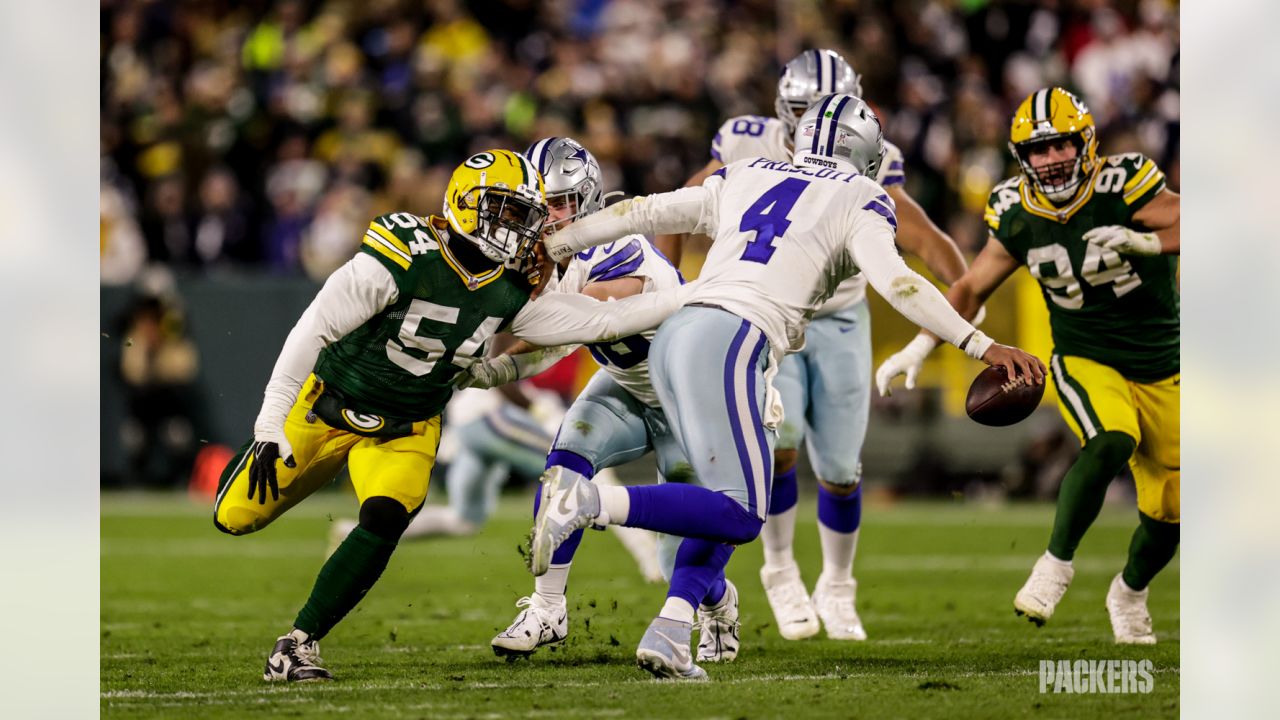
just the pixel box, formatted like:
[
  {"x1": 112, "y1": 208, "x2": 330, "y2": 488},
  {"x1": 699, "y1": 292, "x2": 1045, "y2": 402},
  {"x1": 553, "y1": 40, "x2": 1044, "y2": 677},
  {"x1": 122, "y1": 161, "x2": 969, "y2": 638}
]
[
  {"x1": 903, "y1": 334, "x2": 939, "y2": 359},
  {"x1": 959, "y1": 330, "x2": 995, "y2": 361}
]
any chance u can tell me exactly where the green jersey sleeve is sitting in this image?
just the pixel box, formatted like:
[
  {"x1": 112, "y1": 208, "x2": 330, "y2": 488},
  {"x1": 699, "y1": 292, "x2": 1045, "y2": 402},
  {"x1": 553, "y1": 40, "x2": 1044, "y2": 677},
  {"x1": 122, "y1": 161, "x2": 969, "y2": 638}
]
[
  {"x1": 359, "y1": 213, "x2": 436, "y2": 284},
  {"x1": 983, "y1": 176, "x2": 1025, "y2": 259},
  {"x1": 1093, "y1": 152, "x2": 1167, "y2": 216}
]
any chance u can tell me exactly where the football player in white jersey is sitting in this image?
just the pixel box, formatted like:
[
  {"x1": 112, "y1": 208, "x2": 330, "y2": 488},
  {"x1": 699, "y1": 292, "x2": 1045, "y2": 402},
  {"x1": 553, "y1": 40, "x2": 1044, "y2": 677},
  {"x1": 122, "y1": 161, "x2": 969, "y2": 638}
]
[
  {"x1": 659, "y1": 49, "x2": 971, "y2": 641},
  {"x1": 454, "y1": 138, "x2": 741, "y2": 663},
  {"x1": 533, "y1": 95, "x2": 1044, "y2": 680}
]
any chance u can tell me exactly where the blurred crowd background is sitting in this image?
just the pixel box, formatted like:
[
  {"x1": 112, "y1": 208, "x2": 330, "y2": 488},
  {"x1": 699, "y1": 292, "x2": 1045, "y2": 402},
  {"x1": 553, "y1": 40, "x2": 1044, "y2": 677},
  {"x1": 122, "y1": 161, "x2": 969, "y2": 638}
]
[
  {"x1": 101, "y1": 0, "x2": 1179, "y2": 282},
  {"x1": 99, "y1": 0, "x2": 1179, "y2": 492}
]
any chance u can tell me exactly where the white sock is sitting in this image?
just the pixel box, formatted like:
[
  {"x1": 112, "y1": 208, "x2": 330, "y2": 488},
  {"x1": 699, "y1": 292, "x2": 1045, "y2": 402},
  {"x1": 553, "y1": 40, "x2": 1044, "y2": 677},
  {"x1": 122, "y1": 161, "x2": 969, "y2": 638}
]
[
  {"x1": 596, "y1": 484, "x2": 630, "y2": 525},
  {"x1": 818, "y1": 525, "x2": 859, "y2": 581},
  {"x1": 762, "y1": 506, "x2": 799, "y2": 569},
  {"x1": 534, "y1": 563, "x2": 571, "y2": 603},
  {"x1": 1044, "y1": 550, "x2": 1074, "y2": 567},
  {"x1": 658, "y1": 596, "x2": 695, "y2": 624}
]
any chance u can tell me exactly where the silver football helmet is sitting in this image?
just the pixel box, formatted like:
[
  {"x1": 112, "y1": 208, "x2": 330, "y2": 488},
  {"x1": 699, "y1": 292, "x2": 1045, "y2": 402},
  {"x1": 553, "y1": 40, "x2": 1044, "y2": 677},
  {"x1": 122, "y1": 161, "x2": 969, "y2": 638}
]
[
  {"x1": 792, "y1": 94, "x2": 885, "y2": 177},
  {"x1": 775, "y1": 49, "x2": 863, "y2": 136},
  {"x1": 523, "y1": 136, "x2": 604, "y2": 230}
]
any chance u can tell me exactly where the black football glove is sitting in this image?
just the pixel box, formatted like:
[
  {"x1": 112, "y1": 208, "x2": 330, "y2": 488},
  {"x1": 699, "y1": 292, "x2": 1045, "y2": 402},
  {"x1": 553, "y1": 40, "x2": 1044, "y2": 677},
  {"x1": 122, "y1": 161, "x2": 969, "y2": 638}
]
[{"x1": 247, "y1": 441, "x2": 296, "y2": 505}]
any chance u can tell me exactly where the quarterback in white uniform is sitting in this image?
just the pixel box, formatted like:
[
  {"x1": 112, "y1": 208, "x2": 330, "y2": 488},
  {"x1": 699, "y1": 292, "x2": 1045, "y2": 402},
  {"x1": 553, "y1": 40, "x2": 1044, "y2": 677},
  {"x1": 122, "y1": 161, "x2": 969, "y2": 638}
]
[
  {"x1": 534, "y1": 94, "x2": 1044, "y2": 680},
  {"x1": 456, "y1": 138, "x2": 742, "y2": 663},
  {"x1": 659, "y1": 48, "x2": 971, "y2": 642}
]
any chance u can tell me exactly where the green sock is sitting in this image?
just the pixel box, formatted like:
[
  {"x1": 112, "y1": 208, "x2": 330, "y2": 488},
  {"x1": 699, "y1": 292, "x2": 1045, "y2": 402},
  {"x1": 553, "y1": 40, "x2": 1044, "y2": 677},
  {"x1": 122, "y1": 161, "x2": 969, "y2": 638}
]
[
  {"x1": 1047, "y1": 431, "x2": 1135, "y2": 560},
  {"x1": 1121, "y1": 512, "x2": 1179, "y2": 591},
  {"x1": 293, "y1": 526, "x2": 397, "y2": 639}
]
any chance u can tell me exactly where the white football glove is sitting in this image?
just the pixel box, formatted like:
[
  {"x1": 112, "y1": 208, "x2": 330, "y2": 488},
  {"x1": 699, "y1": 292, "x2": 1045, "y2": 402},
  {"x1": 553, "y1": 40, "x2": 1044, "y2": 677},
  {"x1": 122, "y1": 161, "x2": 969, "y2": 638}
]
[
  {"x1": 875, "y1": 335, "x2": 937, "y2": 397},
  {"x1": 1082, "y1": 225, "x2": 1161, "y2": 256},
  {"x1": 452, "y1": 354, "x2": 518, "y2": 390}
]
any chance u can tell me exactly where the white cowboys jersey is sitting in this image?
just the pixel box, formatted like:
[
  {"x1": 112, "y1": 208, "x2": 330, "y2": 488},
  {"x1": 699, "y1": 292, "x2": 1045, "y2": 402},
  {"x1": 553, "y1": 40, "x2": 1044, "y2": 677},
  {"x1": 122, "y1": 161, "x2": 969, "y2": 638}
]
[
  {"x1": 685, "y1": 158, "x2": 899, "y2": 362},
  {"x1": 549, "y1": 235, "x2": 683, "y2": 407},
  {"x1": 711, "y1": 114, "x2": 906, "y2": 316}
]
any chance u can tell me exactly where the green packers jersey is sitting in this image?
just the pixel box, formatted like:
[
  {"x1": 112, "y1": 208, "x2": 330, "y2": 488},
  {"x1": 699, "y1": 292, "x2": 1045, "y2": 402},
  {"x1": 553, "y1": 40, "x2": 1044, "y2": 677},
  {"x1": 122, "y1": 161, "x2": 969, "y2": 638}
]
[
  {"x1": 314, "y1": 212, "x2": 533, "y2": 421},
  {"x1": 984, "y1": 153, "x2": 1178, "y2": 382}
]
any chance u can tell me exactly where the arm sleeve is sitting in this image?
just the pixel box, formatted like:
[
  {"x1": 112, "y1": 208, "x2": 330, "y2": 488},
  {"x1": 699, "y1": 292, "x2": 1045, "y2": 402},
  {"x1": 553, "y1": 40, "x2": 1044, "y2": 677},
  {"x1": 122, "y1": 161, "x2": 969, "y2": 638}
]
[
  {"x1": 508, "y1": 283, "x2": 695, "y2": 346},
  {"x1": 544, "y1": 185, "x2": 719, "y2": 261},
  {"x1": 252, "y1": 253, "x2": 399, "y2": 438},
  {"x1": 849, "y1": 215, "x2": 977, "y2": 350},
  {"x1": 510, "y1": 344, "x2": 578, "y2": 380}
]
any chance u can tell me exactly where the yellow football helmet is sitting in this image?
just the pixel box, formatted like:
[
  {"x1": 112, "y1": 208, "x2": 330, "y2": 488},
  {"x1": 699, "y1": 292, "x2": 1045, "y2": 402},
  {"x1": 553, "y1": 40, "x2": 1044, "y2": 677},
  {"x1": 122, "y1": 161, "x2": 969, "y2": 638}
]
[
  {"x1": 1009, "y1": 87, "x2": 1098, "y2": 203},
  {"x1": 443, "y1": 149, "x2": 548, "y2": 265}
]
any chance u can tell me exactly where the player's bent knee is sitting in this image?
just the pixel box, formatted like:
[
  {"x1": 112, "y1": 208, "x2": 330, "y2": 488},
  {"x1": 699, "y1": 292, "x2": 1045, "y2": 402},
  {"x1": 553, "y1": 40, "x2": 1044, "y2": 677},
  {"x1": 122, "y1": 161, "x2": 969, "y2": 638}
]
[
  {"x1": 721, "y1": 502, "x2": 765, "y2": 545},
  {"x1": 773, "y1": 448, "x2": 798, "y2": 474},
  {"x1": 817, "y1": 477, "x2": 860, "y2": 497},
  {"x1": 359, "y1": 496, "x2": 414, "y2": 541},
  {"x1": 213, "y1": 505, "x2": 269, "y2": 536},
  {"x1": 1085, "y1": 430, "x2": 1137, "y2": 468}
]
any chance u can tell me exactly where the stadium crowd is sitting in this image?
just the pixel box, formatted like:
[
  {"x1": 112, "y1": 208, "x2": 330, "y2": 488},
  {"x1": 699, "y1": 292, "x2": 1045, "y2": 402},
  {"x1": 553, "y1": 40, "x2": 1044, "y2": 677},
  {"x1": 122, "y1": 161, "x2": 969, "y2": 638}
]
[{"x1": 100, "y1": 0, "x2": 1179, "y2": 283}]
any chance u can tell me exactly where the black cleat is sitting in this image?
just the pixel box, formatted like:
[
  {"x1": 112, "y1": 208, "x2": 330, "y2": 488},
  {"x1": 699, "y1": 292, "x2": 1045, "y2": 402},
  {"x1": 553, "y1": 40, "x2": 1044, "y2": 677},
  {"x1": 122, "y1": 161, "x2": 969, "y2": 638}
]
[{"x1": 263, "y1": 629, "x2": 334, "y2": 682}]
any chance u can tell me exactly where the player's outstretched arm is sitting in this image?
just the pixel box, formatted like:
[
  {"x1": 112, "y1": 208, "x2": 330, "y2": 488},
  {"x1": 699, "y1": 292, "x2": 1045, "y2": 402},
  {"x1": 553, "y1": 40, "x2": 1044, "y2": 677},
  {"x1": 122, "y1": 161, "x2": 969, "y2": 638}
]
[
  {"x1": 875, "y1": 236, "x2": 1022, "y2": 395},
  {"x1": 1083, "y1": 188, "x2": 1180, "y2": 256},
  {"x1": 544, "y1": 186, "x2": 717, "y2": 261},
  {"x1": 454, "y1": 344, "x2": 576, "y2": 390},
  {"x1": 887, "y1": 185, "x2": 968, "y2": 285},
  {"x1": 858, "y1": 230, "x2": 1041, "y2": 387},
  {"x1": 653, "y1": 158, "x2": 725, "y2": 266},
  {"x1": 506, "y1": 282, "x2": 695, "y2": 347},
  {"x1": 455, "y1": 275, "x2": 648, "y2": 389}
]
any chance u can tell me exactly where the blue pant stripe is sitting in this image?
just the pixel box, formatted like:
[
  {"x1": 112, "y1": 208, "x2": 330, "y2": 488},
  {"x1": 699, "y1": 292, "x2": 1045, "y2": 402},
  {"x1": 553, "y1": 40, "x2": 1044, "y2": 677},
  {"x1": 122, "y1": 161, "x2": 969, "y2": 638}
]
[
  {"x1": 723, "y1": 320, "x2": 756, "y2": 516},
  {"x1": 744, "y1": 330, "x2": 770, "y2": 517}
]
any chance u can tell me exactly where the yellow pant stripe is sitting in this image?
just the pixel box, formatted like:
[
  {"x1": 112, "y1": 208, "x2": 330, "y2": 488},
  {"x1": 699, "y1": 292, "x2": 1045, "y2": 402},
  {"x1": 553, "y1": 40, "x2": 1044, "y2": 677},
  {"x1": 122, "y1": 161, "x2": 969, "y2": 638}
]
[{"x1": 1051, "y1": 354, "x2": 1100, "y2": 438}]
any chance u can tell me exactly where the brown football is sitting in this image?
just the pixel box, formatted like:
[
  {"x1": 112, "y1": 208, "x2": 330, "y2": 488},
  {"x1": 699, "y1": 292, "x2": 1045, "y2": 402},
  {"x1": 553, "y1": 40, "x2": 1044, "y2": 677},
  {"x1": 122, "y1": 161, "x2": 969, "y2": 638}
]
[{"x1": 965, "y1": 365, "x2": 1045, "y2": 426}]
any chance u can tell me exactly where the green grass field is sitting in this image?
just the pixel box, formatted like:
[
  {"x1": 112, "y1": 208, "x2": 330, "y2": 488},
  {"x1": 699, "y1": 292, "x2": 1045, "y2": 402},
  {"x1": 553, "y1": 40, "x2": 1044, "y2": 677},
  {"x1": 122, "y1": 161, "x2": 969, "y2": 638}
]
[{"x1": 102, "y1": 491, "x2": 1178, "y2": 719}]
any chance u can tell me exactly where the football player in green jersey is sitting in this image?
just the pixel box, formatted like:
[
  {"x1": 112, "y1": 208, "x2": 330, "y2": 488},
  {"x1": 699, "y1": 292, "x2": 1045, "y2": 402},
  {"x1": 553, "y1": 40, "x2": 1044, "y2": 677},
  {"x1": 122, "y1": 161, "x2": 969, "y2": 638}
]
[
  {"x1": 213, "y1": 149, "x2": 693, "y2": 682},
  {"x1": 876, "y1": 88, "x2": 1179, "y2": 644}
]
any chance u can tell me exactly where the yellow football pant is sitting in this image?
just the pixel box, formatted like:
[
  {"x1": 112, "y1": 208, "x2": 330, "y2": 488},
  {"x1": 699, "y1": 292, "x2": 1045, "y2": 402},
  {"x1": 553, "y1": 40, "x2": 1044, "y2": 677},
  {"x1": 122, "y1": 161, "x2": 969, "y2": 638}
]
[
  {"x1": 1049, "y1": 354, "x2": 1180, "y2": 522},
  {"x1": 214, "y1": 375, "x2": 441, "y2": 535}
]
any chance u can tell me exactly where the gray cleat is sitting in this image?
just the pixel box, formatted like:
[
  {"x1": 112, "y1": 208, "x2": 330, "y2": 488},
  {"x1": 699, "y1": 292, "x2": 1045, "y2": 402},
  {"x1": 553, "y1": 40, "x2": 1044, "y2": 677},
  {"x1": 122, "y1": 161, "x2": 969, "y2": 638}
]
[
  {"x1": 529, "y1": 467, "x2": 601, "y2": 576},
  {"x1": 635, "y1": 617, "x2": 708, "y2": 681}
]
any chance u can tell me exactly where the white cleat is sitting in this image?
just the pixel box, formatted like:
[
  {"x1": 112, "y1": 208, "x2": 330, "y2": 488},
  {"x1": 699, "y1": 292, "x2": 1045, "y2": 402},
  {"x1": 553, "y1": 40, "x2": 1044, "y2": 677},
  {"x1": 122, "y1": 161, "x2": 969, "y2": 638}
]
[
  {"x1": 697, "y1": 580, "x2": 740, "y2": 662},
  {"x1": 530, "y1": 467, "x2": 601, "y2": 577},
  {"x1": 1014, "y1": 552, "x2": 1075, "y2": 626},
  {"x1": 491, "y1": 594, "x2": 569, "y2": 658},
  {"x1": 1106, "y1": 574, "x2": 1157, "y2": 645},
  {"x1": 759, "y1": 564, "x2": 820, "y2": 640},
  {"x1": 812, "y1": 575, "x2": 867, "y2": 641}
]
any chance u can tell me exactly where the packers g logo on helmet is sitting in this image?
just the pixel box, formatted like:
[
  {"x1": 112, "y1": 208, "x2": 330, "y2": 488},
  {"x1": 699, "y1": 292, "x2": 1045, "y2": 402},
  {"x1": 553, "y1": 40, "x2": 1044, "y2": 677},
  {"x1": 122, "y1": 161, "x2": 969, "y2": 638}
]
[
  {"x1": 443, "y1": 150, "x2": 548, "y2": 266},
  {"x1": 1009, "y1": 87, "x2": 1098, "y2": 204}
]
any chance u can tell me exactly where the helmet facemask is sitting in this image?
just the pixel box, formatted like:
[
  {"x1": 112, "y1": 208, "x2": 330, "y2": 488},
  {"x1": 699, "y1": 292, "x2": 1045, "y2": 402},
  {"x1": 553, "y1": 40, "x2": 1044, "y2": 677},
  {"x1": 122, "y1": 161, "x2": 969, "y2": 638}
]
[
  {"x1": 1012, "y1": 133, "x2": 1088, "y2": 204},
  {"x1": 458, "y1": 186, "x2": 548, "y2": 266}
]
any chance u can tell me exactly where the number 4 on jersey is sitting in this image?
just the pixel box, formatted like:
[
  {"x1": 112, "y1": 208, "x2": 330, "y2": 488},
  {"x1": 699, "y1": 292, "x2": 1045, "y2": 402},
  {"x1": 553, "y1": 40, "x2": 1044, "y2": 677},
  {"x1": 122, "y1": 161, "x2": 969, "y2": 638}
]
[{"x1": 739, "y1": 178, "x2": 810, "y2": 264}]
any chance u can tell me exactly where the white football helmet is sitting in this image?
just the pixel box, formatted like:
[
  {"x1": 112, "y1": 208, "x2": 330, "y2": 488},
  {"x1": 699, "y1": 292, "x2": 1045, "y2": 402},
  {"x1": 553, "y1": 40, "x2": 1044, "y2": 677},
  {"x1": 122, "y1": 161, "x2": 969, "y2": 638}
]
[
  {"x1": 792, "y1": 94, "x2": 885, "y2": 178},
  {"x1": 775, "y1": 49, "x2": 863, "y2": 136}
]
